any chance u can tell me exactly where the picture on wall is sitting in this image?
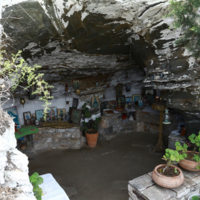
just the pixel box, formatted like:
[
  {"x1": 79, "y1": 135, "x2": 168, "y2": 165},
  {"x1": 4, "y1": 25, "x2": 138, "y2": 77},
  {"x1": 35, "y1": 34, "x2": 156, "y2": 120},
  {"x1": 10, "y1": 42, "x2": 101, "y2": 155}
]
[
  {"x1": 132, "y1": 94, "x2": 141, "y2": 103},
  {"x1": 4, "y1": 106, "x2": 20, "y2": 129},
  {"x1": 116, "y1": 83, "x2": 123, "y2": 97},
  {"x1": 71, "y1": 108, "x2": 82, "y2": 125},
  {"x1": 35, "y1": 110, "x2": 44, "y2": 121},
  {"x1": 73, "y1": 80, "x2": 79, "y2": 89},
  {"x1": 57, "y1": 108, "x2": 66, "y2": 119},
  {"x1": 101, "y1": 101, "x2": 108, "y2": 110},
  {"x1": 125, "y1": 97, "x2": 132, "y2": 105},
  {"x1": 117, "y1": 95, "x2": 125, "y2": 107},
  {"x1": 107, "y1": 100, "x2": 117, "y2": 109},
  {"x1": 72, "y1": 98, "x2": 79, "y2": 109},
  {"x1": 49, "y1": 107, "x2": 57, "y2": 118},
  {"x1": 126, "y1": 83, "x2": 131, "y2": 92},
  {"x1": 91, "y1": 97, "x2": 100, "y2": 108},
  {"x1": 23, "y1": 111, "x2": 31, "y2": 125}
]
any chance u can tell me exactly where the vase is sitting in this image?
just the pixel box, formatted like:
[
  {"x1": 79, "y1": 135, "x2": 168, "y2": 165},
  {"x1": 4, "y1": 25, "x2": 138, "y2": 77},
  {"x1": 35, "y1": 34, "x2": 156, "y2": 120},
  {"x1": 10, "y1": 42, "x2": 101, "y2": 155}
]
[
  {"x1": 85, "y1": 130, "x2": 99, "y2": 148},
  {"x1": 179, "y1": 151, "x2": 200, "y2": 172},
  {"x1": 152, "y1": 164, "x2": 184, "y2": 188}
]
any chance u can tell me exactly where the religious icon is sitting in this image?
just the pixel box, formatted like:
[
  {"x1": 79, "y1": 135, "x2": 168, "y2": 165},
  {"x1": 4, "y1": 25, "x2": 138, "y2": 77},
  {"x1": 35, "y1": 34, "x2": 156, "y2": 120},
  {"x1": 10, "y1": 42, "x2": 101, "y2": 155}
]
[
  {"x1": 73, "y1": 80, "x2": 79, "y2": 89},
  {"x1": 126, "y1": 83, "x2": 131, "y2": 92},
  {"x1": 116, "y1": 83, "x2": 123, "y2": 98},
  {"x1": 91, "y1": 97, "x2": 100, "y2": 108},
  {"x1": 71, "y1": 109, "x2": 82, "y2": 124}
]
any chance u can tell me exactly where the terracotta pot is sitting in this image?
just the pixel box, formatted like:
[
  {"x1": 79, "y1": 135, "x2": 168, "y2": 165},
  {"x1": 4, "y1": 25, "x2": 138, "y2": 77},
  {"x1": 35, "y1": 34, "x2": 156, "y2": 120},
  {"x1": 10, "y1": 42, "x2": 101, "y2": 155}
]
[
  {"x1": 179, "y1": 151, "x2": 200, "y2": 172},
  {"x1": 152, "y1": 164, "x2": 184, "y2": 188},
  {"x1": 85, "y1": 129, "x2": 99, "y2": 148}
]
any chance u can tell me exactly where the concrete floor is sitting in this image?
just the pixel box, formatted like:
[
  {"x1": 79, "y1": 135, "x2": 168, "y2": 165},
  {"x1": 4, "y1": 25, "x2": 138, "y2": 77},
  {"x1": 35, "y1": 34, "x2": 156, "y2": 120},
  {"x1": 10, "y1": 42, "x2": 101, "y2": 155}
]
[{"x1": 29, "y1": 132, "x2": 165, "y2": 200}]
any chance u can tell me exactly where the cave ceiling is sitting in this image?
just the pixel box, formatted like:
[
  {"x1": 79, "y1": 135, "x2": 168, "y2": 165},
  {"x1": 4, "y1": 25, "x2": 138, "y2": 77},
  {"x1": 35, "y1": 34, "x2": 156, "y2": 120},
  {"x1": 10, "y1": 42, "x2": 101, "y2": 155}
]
[{"x1": 1, "y1": 0, "x2": 200, "y2": 113}]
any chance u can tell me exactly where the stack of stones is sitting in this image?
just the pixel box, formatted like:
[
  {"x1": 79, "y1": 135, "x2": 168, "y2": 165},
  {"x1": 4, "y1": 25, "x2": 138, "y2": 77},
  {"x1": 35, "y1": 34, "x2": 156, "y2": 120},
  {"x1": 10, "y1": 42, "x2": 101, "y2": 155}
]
[
  {"x1": 98, "y1": 113, "x2": 136, "y2": 140},
  {"x1": 128, "y1": 170, "x2": 200, "y2": 200},
  {"x1": 33, "y1": 126, "x2": 83, "y2": 150}
]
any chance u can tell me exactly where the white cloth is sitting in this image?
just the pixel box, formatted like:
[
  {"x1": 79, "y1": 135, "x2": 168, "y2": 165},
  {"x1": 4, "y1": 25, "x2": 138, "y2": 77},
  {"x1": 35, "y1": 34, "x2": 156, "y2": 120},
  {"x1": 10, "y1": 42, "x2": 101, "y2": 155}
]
[{"x1": 40, "y1": 173, "x2": 70, "y2": 200}]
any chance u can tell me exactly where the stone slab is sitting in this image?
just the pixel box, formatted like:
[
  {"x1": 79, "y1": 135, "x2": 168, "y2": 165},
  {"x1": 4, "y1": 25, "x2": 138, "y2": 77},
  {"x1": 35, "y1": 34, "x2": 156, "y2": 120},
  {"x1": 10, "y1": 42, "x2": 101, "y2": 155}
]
[
  {"x1": 129, "y1": 174, "x2": 155, "y2": 192},
  {"x1": 141, "y1": 185, "x2": 176, "y2": 200},
  {"x1": 170, "y1": 184, "x2": 190, "y2": 198},
  {"x1": 192, "y1": 176, "x2": 200, "y2": 184},
  {"x1": 182, "y1": 169, "x2": 200, "y2": 179},
  {"x1": 183, "y1": 177, "x2": 196, "y2": 188}
]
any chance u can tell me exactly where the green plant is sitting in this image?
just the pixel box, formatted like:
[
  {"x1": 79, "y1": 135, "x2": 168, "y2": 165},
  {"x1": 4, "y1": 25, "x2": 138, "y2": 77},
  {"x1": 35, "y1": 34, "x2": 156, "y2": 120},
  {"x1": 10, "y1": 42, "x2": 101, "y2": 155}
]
[
  {"x1": 80, "y1": 102, "x2": 101, "y2": 133},
  {"x1": 29, "y1": 172, "x2": 43, "y2": 200},
  {"x1": 162, "y1": 148, "x2": 187, "y2": 173},
  {"x1": 0, "y1": 50, "x2": 53, "y2": 119},
  {"x1": 192, "y1": 196, "x2": 200, "y2": 200},
  {"x1": 164, "y1": 0, "x2": 200, "y2": 59},
  {"x1": 175, "y1": 132, "x2": 200, "y2": 169}
]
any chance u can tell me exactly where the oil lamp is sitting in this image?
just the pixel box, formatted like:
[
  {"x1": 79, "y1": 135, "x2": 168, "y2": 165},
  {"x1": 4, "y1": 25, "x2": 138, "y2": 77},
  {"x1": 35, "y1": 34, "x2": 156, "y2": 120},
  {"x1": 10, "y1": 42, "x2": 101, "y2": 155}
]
[{"x1": 163, "y1": 108, "x2": 171, "y2": 124}]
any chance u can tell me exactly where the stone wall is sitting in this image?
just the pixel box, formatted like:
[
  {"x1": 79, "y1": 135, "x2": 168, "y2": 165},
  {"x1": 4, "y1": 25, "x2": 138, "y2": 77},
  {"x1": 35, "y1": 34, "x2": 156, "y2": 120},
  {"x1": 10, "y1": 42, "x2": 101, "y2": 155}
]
[
  {"x1": 33, "y1": 126, "x2": 83, "y2": 151},
  {"x1": 0, "y1": 111, "x2": 35, "y2": 200}
]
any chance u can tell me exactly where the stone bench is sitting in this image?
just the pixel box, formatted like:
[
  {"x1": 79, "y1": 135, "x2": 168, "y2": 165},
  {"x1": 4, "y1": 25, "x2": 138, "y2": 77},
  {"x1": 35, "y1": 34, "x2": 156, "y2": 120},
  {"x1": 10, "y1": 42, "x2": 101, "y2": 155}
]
[{"x1": 128, "y1": 169, "x2": 200, "y2": 200}]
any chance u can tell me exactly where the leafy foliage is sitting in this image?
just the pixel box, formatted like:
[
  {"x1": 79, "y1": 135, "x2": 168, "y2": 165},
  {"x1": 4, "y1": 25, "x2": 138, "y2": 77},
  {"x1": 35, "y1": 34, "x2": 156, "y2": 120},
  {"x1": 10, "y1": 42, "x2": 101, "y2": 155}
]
[
  {"x1": 0, "y1": 50, "x2": 54, "y2": 119},
  {"x1": 192, "y1": 196, "x2": 200, "y2": 200},
  {"x1": 80, "y1": 103, "x2": 101, "y2": 133},
  {"x1": 164, "y1": 0, "x2": 200, "y2": 58},
  {"x1": 29, "y1": 172, "x2": 43, "y2": 200}
]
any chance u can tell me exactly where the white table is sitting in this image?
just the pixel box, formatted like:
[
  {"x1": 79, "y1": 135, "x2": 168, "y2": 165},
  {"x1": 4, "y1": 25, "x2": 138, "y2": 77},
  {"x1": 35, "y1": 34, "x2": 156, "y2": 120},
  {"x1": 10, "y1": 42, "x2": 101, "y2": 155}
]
[{"x1": 40, "y1": 173, "x2": 70, "y2": 200}]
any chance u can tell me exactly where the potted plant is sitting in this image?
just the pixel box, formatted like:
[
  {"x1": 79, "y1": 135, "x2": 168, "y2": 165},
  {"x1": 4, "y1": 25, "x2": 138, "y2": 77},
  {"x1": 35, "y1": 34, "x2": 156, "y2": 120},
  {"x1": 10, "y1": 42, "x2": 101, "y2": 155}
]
[
  {"x1": 188, "y1": 195, "x2": 200, "y2": 200},
  {"x1": 81, "y1": 103, "x2": 101, "y2": 148},
  {"x1": 178, "y1": 132, "x2": 200, "y2": 172},
  {"x1": 152, "y1": 148, "x2": 186, "y2": 188}
]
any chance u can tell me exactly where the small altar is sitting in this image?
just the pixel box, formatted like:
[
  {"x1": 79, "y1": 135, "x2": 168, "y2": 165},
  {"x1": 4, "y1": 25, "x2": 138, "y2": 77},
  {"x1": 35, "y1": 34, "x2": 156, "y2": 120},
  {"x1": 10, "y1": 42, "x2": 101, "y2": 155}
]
[{"x1": 128, "y1": 169, "x2": 200, "y2": 200}]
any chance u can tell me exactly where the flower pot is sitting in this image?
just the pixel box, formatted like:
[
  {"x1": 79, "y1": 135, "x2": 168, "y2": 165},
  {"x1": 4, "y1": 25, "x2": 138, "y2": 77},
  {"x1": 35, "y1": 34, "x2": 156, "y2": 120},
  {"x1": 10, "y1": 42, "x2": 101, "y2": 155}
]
[
  {"x1": 179, "y1": 151, "x2": 200, "y2": 172},
  {"x1": 85, "y1": 129, "x2": 99, "y2": 148},
  {"x1": 188, "y1": 194, "x2": 200, "y2": 200},
  {"x1": 152, "y1": 164, "x2": 184, "y2": 188}
]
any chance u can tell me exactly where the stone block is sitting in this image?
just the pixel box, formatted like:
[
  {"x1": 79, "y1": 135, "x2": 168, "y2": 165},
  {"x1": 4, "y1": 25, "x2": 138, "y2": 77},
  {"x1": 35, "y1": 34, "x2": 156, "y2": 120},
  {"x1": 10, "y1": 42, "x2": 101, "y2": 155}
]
[
  {"x1": 183, "y1": 177, "x2": 196, "y2": 188},
  {"x1": 129, "y1": 174, "x2": 155, "y2": 192},
  {"x1": 141, "y1": 185, "x2": 176, "y2": 200},
  {"x1": 46, "y1": 128, "x2": 56, "y2": 133},
  {"x1": 43, "y1": 133, "x2": 53, "y2": 138},
  {"x1": 53, "y1": 132, "x2": 63, "y2": 138},
  {"x1": 57, "y1": 129, "x2": 66, "y2": 133},
  {"x1": 99, "y1": 118, "x2": 109, "y2": 128},
  {"x1": 105, "y1": 126, "x2": 113, "y2": 135},
  {"x1": 136, "y1": 122, "x2": 144, "y2": 132},
  {"x1": 170, "y1": 184, "x2": 190, "y2": 198},
  {"x1": 71, "y1": 130, "x2": 81, "y2": 139},
  {"x1": 182, "y1": 170, "x2": 200, "y2": 179},
  {"x1": 63, "y1": 133, "x2": 72, "y2": 138},
  {"x1": 33, "y1": 133, "x2": 44, "y2": 141},
  {"x1": 144, "y1": 123, "x2": 150, "y2": 131},
  {"x1": 192, "y1": 176, "x2": 200, "y2": 184},
  {"x1": 53, "y1": 138, "x2": 59, "y2": 143},
  {"x1": 60, "y1": 139, "x2": 71, "y2": 147}
]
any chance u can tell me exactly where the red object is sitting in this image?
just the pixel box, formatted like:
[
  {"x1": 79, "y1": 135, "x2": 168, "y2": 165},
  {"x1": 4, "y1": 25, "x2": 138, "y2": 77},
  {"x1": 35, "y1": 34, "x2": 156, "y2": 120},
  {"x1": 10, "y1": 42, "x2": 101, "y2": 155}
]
[
  {"x1": 65, "y1": 83, "x2": 68, "y2": 92},
  {"x1": 15, "y1": 123, "x2": 17, "y2": 132},
  {"x1": 180, "y1": 127, "x2": 186, "y2": 136},
  {"x1": 122, "y1": 113, "x2": 127, "y2": 119}
]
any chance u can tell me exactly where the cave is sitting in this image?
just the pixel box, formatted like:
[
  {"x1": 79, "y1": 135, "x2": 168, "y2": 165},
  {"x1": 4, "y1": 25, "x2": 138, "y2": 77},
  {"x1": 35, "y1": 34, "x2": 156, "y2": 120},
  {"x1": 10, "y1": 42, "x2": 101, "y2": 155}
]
[{"x1": 1, "y1": 0, "x2": 200, "y2": 200}]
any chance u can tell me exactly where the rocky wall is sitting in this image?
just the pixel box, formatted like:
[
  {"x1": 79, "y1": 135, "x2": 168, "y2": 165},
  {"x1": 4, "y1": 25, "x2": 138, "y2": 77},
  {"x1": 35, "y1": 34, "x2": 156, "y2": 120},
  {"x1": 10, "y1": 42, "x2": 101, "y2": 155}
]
[
  {"x1": 0, "y1": 111, "x2": 35, "y2": 200},
  {"x1": 33, "y1": 126, "x2": 83, "y2": 150}
]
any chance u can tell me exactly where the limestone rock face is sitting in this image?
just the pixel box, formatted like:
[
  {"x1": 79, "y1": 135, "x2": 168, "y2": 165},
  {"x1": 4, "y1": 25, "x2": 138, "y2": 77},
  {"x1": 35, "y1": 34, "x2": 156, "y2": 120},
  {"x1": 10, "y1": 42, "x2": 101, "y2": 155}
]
[
  {"x1": 0, "y1": 111, "x2": 35, "y2": 199},
  {"x1": 1, "y1": 0, "x2": 200, "y2": 116}
]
